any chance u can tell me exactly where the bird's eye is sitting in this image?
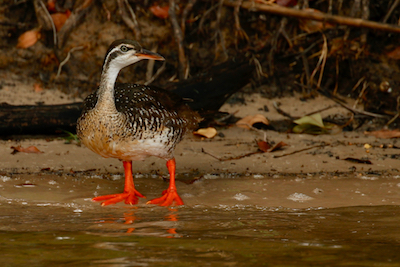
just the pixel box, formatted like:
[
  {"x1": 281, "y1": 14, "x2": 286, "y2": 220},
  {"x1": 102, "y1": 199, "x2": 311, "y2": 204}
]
[{"x1": 120, "y1": 45, "x2": 129, "y2": 52}]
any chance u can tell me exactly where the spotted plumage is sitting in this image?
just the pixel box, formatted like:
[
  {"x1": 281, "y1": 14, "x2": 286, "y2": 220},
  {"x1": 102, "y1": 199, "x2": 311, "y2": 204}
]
[
  {"x1": 76, "y1": 39, "x2": 200, "y2": 206},
  {"x1": 77, "y1": 83, "x2": 198, "y2": 161}
]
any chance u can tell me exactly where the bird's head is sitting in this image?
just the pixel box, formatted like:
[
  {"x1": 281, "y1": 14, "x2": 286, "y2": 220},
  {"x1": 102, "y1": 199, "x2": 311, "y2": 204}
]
[{"x1": 103, "y1": 39, "x2": 165, "y2": 71}]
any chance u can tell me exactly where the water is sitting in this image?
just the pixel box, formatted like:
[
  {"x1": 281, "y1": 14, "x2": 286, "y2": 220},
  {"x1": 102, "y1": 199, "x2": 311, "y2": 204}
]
[{"x1": 1, "y1": 173, "x2": 400, "y2": 266}]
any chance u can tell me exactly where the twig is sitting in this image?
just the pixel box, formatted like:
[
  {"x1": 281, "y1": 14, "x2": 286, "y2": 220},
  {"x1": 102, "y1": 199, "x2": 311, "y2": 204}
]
[
  {"x1": 387, "y1": 96, "x2": 400, "y2": 126},
  {"x1": 223, "y1": 0, "x2": 400, "y2": 34},
  {"x1": 181, "y1": 0, "x2": 197, "y2": 35},
  {"x1": 304, "y1": 105, "x2": 336, "y2": 117},
  {"x1": 273, "y1": 144, "x2": 328, "y2": 158},
  {"x1": 309, "y1": 34, "x2": 328, "y2": 89},
  {"x1": 383, "y1": 0, "x2": 400, "y2": 23},
  {"x1": 144, "y1": 61, "x2": 166, "y2": 85},
  {"x1": 102, "y1": 2, "x2": 111, "y2": 21},
  {"x1": 118, "y1": 0, "x2": 141, "y2": 41},
  {"x1": 360, "y1": 0, "x2": 370, "y2": 44},
  {"x1": 301, "y1": 51, "x2": 310, "y2": 93},
  {"x1": 213, "y1": 0, "x2": 229, "y2": 60},
  {"x1": 201, "y1": 148, "x2": 262, "y2": 161},
  {"x1": 145, "y1": 46, "x2": 157, "y2": 81},
  {"x1": 57, "y1": 0, "x2": 93, "y2": 49},
  {"x1": 332, "y1": 56, "x2": 339, "y2": 95},
  {"x1": 169, "y1": 0, "x2": 189, "y2": 80},
  {"x1": 322, "y1": 92, "x2": 389, "y2": 118},
  {"x1": 317, "y1": 34, "x2": 328, "y2": 88},
  {"x1": 351, "y1": 76, "x2": 366, "y2": 92},
  {"x1": 273, "y1": 101, "x2": 294, "y2": 120},
  {"x1": 56, "y1": 46, "x2": 85, "y2": 78},
  {"x1": 233, "y1": 0, "x2": 249, "y2": 47},
  {"x1": 352, "y1": 80, "x2": 368, "y2": 109},
  {"x1": 199, "y1": 3, "x2": 219, "y2": 33},
  {"x1": 37, "y1": 0, "x2": 57, "y2": 46},
  {"x1": 328, "y1": 0, "x2": 333, "y2": 15},
  {"x1": 274, "y1": 100, "x2": 336, "y2": 120},
  {"x1": 252, "y1": 56, "x2": 268, "y2": 79}
]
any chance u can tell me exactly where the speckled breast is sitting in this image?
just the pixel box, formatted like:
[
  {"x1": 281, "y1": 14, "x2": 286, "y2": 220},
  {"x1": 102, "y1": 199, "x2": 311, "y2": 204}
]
[{"x1": 77, "y1": 109, "x2": 183, "y2": 161}]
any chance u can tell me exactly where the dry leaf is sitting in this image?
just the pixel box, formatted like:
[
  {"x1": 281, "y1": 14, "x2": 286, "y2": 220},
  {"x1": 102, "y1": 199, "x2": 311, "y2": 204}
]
[
  {"x1": 257, "y1": 140, "x2": 287, "y2": 153},
  {"x1": 236, "y1": 114, "x2": 269, "y2": 130},
  {"x1": 150, "y1": 5, "x2": 169, "y2": 19},
  {"x1": 17, "y1": 29, "x2": 41, "y2": 48},
  {"x1": 34, "y1": 83, "x2": 43, "y2": 93},
  {"x1": 257, "y1": 140, "x2": 271, "y2": 152},
  {"x1": 193, "y1": 127, "x2": 217, "y2": 139},
  {"x1": 51, "y1": 12, "x2": 70, "y2": 31},
  {"x1": 11, "y1": 146, "x2": 44, "y2": 154},
  {"x1": 364, "y1": 129, "x2": 400, "y2": 139}
]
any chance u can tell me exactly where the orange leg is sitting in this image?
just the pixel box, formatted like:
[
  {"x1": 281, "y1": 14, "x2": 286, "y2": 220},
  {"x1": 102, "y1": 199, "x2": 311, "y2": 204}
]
[
  {"x1": 147, "y1": 158, "x2": 184, "y2": 206},
  {"x1": 92, "y1": 161, "x2": 145, "y2": 206}
]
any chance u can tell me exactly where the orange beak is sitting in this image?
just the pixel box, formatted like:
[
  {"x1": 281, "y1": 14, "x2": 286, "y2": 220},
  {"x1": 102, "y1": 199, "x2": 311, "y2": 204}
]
[{"x1": 136, "y1": 49, "x2": 165, "y2": 61}]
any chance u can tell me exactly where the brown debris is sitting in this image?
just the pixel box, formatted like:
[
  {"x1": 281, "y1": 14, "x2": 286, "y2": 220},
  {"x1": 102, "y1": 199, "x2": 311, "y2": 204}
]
[
  {"x1": 17, "y1": 29, "x2": 41, "y2": 49},
  {"x1": 11, "y1": 146, "x2": 44, "y2": 155},
  {"x1": 365, "y1": 129, "x2": 400, "y2": 139},
  {"x1": 236, "y1": 114, "x2": 269, "y2": 130}
]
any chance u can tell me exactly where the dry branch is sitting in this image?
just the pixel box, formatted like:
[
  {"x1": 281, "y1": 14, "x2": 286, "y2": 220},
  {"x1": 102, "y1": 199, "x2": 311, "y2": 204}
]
[
  {"x1": 118, "y1": 0, "x2": 141, "y2": 41},
  {"x1": 169, "y1": 0, "x2": 189, "y2": 80},
  {"x1": 181, "y1": 0, "x2": 197, "y2": 35},
  {"x1": 57, "y1": 0, "x2": 93, "y2": 49},
  {"x1": 223, "y1": 0, "x2": 400, "y2": 34}
]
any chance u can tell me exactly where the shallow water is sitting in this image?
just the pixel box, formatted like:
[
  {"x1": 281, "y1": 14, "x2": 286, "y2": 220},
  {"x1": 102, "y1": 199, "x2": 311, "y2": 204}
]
[{"x1": 1, "y1": 173, "x2": 400, "y2": 266}]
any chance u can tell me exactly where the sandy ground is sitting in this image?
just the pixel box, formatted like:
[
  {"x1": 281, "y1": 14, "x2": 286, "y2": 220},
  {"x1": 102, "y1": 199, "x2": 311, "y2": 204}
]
[{"x1": 1, "y1": 76, "x2": 400, "y2": 210}]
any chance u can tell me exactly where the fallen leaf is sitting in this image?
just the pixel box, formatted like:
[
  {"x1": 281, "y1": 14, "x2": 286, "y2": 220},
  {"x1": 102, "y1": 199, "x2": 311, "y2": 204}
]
[
  {"x1": 257, "y1": 140, "x2": 287, "y2": 153},
  {"x1": 150, "y1": 5, "x2": 169, "y2": 19},
  {"x1": 364, "y1": 129, "x2": 400, "y2": 139},
  {"x1": 257, "y1": 140, "x2": 271, "y2": 152},
  {"x1": 17, "y1": 29, "x2": 41, "y2": 48},
  {"x1": 51, "y1": 11, "x2": 70, "y2": 31},
  {"x1": 193, "y1": 127, "x2": 217, "y2": 139},
  {"x1": 34, "y1": 83, "x2": 43, "y2": 93},
  {"x1": 236, "y1": 114, "x2": 269, "y2": 130},
  {"x1": 292, "y1": 113, "x2": 338, "y2": 135},
  {"x1": 11, "y1": 146, "x2": 44, "y2": 154},
  {"x1": 294, "y1": 113, "x2": 324, "y2": 128}
]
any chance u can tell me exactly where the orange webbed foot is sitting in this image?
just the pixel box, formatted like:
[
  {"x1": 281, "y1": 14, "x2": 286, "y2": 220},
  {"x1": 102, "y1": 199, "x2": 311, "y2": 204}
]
[
  {"x1": 146, "y1": 189, "x2": 184, "y2": 207},
  {"x1": 93, "y1": 189, "x2": 145, "y2": 206}
]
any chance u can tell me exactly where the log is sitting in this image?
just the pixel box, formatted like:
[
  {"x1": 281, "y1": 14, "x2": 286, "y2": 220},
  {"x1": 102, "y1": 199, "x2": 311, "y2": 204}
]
[
  {"x1": 0, "y1": 102, "x2": 82, "y2": 135},
  {"x1": 0, "y1": 58, "x2": 254, "y2": 136}
]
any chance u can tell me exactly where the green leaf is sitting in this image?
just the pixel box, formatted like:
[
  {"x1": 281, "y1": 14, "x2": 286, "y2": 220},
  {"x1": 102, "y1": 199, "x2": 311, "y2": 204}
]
[{"x1": 293, "y1": 113, "x2": 324, "y2": 128}]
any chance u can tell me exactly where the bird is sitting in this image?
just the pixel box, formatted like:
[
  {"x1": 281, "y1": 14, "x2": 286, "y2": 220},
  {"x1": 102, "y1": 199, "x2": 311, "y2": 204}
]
[{"x1": 76, "y1": 39, "x2": 200, "y2": 206}]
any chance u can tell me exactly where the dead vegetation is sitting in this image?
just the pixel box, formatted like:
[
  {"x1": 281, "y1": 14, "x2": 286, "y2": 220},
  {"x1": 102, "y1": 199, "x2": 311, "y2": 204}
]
[{"x1": 1, "y1": 0, "x2": 400, "y2": 130}]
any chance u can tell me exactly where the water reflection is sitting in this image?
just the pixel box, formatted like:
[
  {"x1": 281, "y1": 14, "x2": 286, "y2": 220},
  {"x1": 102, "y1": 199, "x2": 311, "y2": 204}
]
[
  {"x1": 94, "y1": 206, "x2": 182, "y2": 238},
  {"x1": 1, "y1": 203, "x2": 400, "y2": 266}
]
